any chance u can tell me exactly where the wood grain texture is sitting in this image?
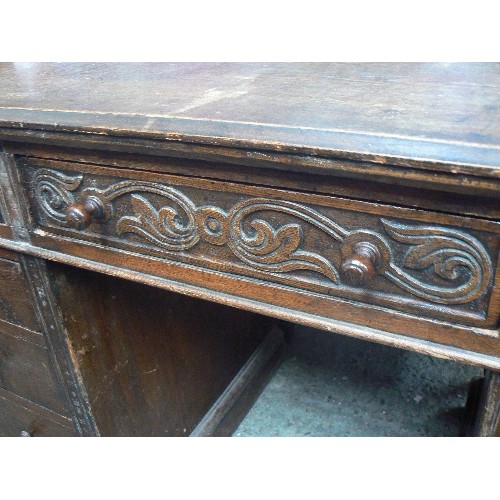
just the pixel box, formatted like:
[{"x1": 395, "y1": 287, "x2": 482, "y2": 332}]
[
  {"x1": 48, "y1": 262, "x2": 274, "y2": 436},
  {"x1": 0, "y1": 63, "x2": 499, "y2": 436},
  {"x1": 0, "y1": 387, "x2": 74, "y2": 437},
  {"x1": 0, "y1": 63, "x2": 499, "y2": 191},
  {"x1": 21, "y1": 161, "x2": 500, "y2": 329},
  {"x1": 191, "y1": 326, "x2": 285, "y2": 436},
  {"x1": 17, "y1": 255, "x2": 99, "y2": 436},
  {"x1": 0, "y1": 318, "x2": 44, "y2": 347},
  {"x1": 1, "y1": 235, "x2": 499, "y2": 371},
  {"x1": 4, "y1": 143, "x2": 500, "y2": 220},
  {"x1": 472, "y1": 370, "x2": 500, "y2": 436},
  {"x1": 0, "y1": 326, "x2": 68, "y2": 413},
  {"x1": 0, "y1": 225, "x2": 11, "y2": 239},
  {"x1": 0, "y1": 252, "x2": 41, "y2": 331}
]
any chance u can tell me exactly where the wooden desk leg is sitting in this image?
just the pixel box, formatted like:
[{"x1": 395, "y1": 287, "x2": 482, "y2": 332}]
[{"x1": 471, "y1": 371, "x2": 500, "y2": 437}]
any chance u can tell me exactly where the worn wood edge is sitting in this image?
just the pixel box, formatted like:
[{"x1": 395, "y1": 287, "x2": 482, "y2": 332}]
[
  {"x1": 0, "y1": 247, "x2": 18, "y2": 260},
  {"x1": 0, "y1": 109, "x2": 499, "y2": 172},
  {"x1": 190, "y1": 326, "x2": 285, "y2": 437},
  {"x1": 471, "y1": 370, "x2": 500, "y2": 436},
  {"x1": 462, "y1": 376, "x2": 485, "y2": 436},
  {"x1": 0, "y1": 151, "x2": 9, "y2": 227},
  {"x1": 0, "y1": 153, "x2": 31, "y2": 241},
  {"x1": 1, "y1": 152, "x2": 100, "y2": 436},
  {"x1": 1, "y1": 237, "x2": 498, "y2": 371},
  {"x1": 1, "y1": 127, "x2": 499, "y2": 198},
  {"x1": 24, "y1": 156, "x2": 500, "y2": 233},
  {"x1": 6, "y1": 142, "x2": 500, "y2": 220},
  {"x1": 0, "y1": 317, "x2": 45, "y2": 346},
  {"x1": 0, "y1": 386, "x2": 74, "y2": 428},
  {"x1": 18, "y1": 255, "x2": 101, "y2": 437}
]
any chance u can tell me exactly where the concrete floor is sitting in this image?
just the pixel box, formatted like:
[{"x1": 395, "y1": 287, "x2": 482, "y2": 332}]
[{"x1": 234, "y1": 326, "x2": 483, "y2": 437}]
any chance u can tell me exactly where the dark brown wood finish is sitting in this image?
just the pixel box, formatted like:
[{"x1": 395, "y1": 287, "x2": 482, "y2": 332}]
[
  {"x1": 0, "y1": 387, "x2": 74, "y2": 437},
  {"x1": 0, "y1": 63, "x2": 499, "y2": 176},
  {"x1": 191, "y1": 326, "x2": 285, "y2": 437},
  {"x1": 0, "y1": 249, "x2": 76, "y2": 426},
  {"x1": 19, "y1": 159, "x2": 500, "y2": 329},
  {"x1": 472, "y1": 371, "x2": 500, "y2": 436},
  {"x1": 0, "y1": 183, "x2": 8, "y2": 238},
  {"x1": 0, "y1": 250, "x2": 41, "y2": 330},
  {"x1": 0, "y1": 63, "x2": 498, "y2": 436},
  {"x1": 3, "y1": 143, "x2": 499, "y2": 220},
  {"x1": 0, "y1": 252, "x2": 74, "y2": 432},
  {"x1": 0, "y1": 326, "x2": 68, "y2": 413},
  {"x1": 48, "y1": 262, "x2": 276, "y2": 436}
]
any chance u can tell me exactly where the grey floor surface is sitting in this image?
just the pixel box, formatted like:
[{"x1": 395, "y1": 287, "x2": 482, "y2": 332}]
[{"x1": 234, "y1": 326, "x2": 483, "y2": 437}]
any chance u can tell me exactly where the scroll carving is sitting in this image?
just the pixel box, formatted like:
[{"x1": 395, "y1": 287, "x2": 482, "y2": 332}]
[
  {"x1": 117, "y1": 194, "x2": 199, "y2": 251},
  {"x1": 382, "y1": 220, "x2": 492, "y2": 304},
  {"x1": 33, "y1": 169, "x2": 494, "y2": 306},
  {"x1": 227, "y1": 199, "x2": 342, "y2": 283},
  {"x1": 34, "y1": 169, "x2": 82, "y2": 223}
]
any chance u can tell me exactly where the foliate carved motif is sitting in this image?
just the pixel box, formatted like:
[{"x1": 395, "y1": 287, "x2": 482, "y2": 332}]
[
  {"x1": 382, "y1": 220, "x2": 492, "y2": 305},
  {"x1": 33, "y1": 168, "x2": 494, "y2": 306},
  {"x1": 34, "y1": 169, "x2": 82, "y2": 223}
]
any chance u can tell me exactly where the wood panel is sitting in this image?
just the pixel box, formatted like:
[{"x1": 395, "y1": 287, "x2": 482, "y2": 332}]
[
  {"x1": 0, "y1": 387, "x2": 74, "y2": 437},
  {"x1": 0, "y1": 250, "x2": 40, "y2": 331},
  {"x1": 0, "y1": 63, "x2": 499, "y2": 437},
  {"x1": 0, "y1": 326, "x2": 68, "y2": 414},
  {"x1": 21, "y1": 161, "x2": 500, "y2": 329},
  {"x1": 0, "y1": 318, "x2": 45, "y2": 347},
  {"x1": 472, "y1": 371, "x2": 500, "y2": 436},
  {"x1": 0, "y1": 63, "x2": 499, "y2": 177},
  {"x1": 48, "y1": 261, "x2": 274, "y2": 436},
  {"x1": 6, "y1": 143, "x2": 500, "y2": 220}
]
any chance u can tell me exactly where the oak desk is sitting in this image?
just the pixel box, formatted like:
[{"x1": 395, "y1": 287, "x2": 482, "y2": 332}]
[{"x1": 0, "y1": 63, "x2": 498, "y2": 436}]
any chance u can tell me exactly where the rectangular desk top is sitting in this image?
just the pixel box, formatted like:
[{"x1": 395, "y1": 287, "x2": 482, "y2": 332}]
[
  {"x1": 0, "y1": 62, "x2": 499, "y2": 180},
  {"x1": 0, "y1": 63, "x2": 499, "y2": 436}
]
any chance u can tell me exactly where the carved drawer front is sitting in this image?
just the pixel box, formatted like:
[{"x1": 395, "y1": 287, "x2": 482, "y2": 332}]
[
  {"x1": 0, "y1": 325, "x2": 68, "y2": 414},
  {"x1": 23, "y1": 161, "x2": 500, "y2": 330},
  {"x1": 0, "y1": 387, "x2": 74, "y2": 437},
  {"x1": 0, "y1": 249, "x2": 40, "y2": 331}
]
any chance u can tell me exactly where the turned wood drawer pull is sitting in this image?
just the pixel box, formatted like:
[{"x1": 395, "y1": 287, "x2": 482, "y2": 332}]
[
  {"x1": 66, "y1": 196, "x2": 105, "y2": 230},
  {"x1": 341, "y1": 241, "x2": 381, "y2": 287},
  {"x1": 34, "y1": 168, "x2": 495, "y2": 311}
]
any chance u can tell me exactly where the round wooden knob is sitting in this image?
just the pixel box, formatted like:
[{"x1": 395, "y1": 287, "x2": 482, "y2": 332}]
[
  {"x1": 341, "y1": 242, "x2": 380, "y2": 287},
  {"x1": 66, "y1": 196, "x2": 105, "y2": 230}
]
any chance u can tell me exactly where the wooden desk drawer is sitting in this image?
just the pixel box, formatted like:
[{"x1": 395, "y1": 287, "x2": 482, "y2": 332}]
[
  {"x1": 0, "y1": 387, "x2": 74, "y2": 437},
  {"x1": 19, "y1": 159, "x2": 500, "y2": 358},
  {"x1": 0, "y1": 249, "x2": 40, "y2": 331},
  {"x1": 0, "y1": 325, "x2": 68, "y2": 414}
]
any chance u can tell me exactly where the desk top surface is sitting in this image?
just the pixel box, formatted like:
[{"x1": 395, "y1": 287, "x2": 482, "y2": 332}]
[{"x1": 0, "y1": 62, "x2": 499, "y2": 176}]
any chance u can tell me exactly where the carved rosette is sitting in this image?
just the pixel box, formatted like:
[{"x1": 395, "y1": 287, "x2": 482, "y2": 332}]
[{"x1": 32, "y1": 168, "x2": 494, "y2": 306}]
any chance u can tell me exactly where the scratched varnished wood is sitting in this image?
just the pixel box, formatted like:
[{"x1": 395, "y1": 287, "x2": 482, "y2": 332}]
[
  {"x1": 0, "y1": 64, "x2": 499, "y2": 436},
  {"x1": 0, "y1": 63, "x2": 499, "y2": 177},
  {"x1": 20, "y1": 159, "x2": 500, "y2": 330},
  {"x1": 48, "y1": 262, "x2": 273, "y2": 436},
  {"x1": 0, "y1": 249, "x2": 41, "y2": 331}
]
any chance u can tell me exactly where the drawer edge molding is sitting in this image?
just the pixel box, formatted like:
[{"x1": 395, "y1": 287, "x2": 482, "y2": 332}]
[
  {"x1": 34, "y1": 167, "x2": 494, "y2": 307},
  {"x1": 0, "y1": 236, "x2": 499, "y2": 369}
]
